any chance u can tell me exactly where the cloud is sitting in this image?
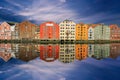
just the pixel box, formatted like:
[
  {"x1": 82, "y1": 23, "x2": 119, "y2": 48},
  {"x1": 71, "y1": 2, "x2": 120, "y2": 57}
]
[
  {"x1": 15, "y1": 0, "x2": 78, "y2": 23},
  {"x1": 0, "y1": 6, "x2": 2, "y2": 9},
  {"x1": 0, "y1": 0, "x2": 120, "y2": 24},
  {"x1": 5, "y1": 0, "x2": 23, "y2": 8},
  {"x1": 1, "y1": 57, "x2": 120, "y2": 80},
  {"x1": 59, "y1": 78, "x2": 66, "y2": 80},
  {"x1": 1, "y1": 59, "x2": 75, "y2": 80},
  {"x1": 0, "y1": 6, "x2": 12, "y2": 11},
  {"x1": 59, "y1": 0, "x2": 67, "y2": 3}
]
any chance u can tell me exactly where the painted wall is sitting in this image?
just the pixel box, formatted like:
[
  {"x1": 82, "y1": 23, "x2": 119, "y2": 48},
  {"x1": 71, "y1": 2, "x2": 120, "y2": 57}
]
[
  {"x1": 0, "y1": 22, "x2": 11, "y2": 40},
  {"x1": 110, "y1": 24, "x2": 120, "y2": 40},
  {"x1": 88, "y1": 26, "x2": 94, "y2": 40},
  {"x1": 40, "y1": 21, "x2": 59, "y2": 40},
  {"x1": 94, "y1": 25, "x2": 110, "y2": 40},
  {"x1": 76, "y1": 23, "x2": 88, "y2": 40},
  {"x1": 59, "y1": 20, "x2": 76, "y2": 40},
  {"x1": 16, "y1": 21, "x2": 37, "y2": 40}
]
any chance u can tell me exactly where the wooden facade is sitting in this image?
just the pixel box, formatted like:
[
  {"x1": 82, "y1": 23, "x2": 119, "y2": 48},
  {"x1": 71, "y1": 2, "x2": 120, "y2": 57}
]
[
  {"x1": 76, "y1": 23, "x2": 88, "y2": 40},
  {"x1": 110, "y1": 24, "x2": 120, "y2": 40},
  {"x1": 16, "y1": 21, "x2": 37, "y2": 40},
  {"x1": 0, "y1": 22, "x2": 11, "y2": 40},
  {"x1": 40, "y1": 21, "x2": 59, "y2": 40}
]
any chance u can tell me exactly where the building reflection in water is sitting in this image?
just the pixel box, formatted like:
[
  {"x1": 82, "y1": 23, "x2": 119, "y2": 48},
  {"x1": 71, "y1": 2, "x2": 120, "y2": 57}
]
[
  {"x1": 12, "y1": 44, "x2": 39, "y2": 62},
  {"x1": 110, "y1": 43, "x2": 120, "y2": 59},
  {"x1": 40, "y1": 44, "x2": 59, "y2": 62},
  {"x1": 75, "y1": 44, "x2": 88, "y2": 60},
  {"x1": 92, "y1": 44, "x2": 110, "y2": 60},
  {"x1": 59, "y1": 44, "x2": 75, "y2": 63},
  {"x1": 0, "y1": 43, "x2": 120, "y2": 62},
  {"x1": 0, "y1": 44, "x2": 15, "y2": 62},
  {"x1": 88, "y1": 44, "x2": 94, "y2": 57}
]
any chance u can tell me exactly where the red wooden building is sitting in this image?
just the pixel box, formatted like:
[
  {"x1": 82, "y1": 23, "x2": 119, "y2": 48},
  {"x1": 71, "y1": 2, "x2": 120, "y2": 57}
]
[
  {"x1": 40, "y1": 22, "x2": 59, "y2": 40},
  {"x1": 40, "y1": 44, "x2": 59, "y2": 62}
]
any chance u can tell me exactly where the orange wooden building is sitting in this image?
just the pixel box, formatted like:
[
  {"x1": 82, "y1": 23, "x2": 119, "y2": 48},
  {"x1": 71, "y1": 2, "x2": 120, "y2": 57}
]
[
  {"x1": 40, "y1": 21, "x2": 59, "y2": 40},
  {"x1": 76, "y1": 23, "x2": 88, "y2": 40}
]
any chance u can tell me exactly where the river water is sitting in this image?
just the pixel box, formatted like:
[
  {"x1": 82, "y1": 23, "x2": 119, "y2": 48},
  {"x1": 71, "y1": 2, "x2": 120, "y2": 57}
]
[{"x1": 0, "y1": 43, "x2": 120, "y2": 80}]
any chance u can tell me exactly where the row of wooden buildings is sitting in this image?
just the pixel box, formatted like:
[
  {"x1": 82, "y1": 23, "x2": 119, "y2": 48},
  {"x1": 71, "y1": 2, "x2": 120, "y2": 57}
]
[{"x1": 0, "y1": 20, "x2": 120, "y2": 40}]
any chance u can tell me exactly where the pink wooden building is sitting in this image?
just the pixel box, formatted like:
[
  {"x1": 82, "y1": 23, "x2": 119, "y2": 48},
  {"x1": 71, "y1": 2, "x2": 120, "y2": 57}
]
[
  {"x1": 110, "y1": 24, "x2": 120, "y2": 40},
  {"x1": 0, "y1": 22, "x2": 11, "y2": 40}
]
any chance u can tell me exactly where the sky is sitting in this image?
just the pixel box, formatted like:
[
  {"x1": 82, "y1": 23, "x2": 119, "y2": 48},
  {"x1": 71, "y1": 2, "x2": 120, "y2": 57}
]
[{"x1": 0, "y1": 0, "x2": 120, "y2": 25}]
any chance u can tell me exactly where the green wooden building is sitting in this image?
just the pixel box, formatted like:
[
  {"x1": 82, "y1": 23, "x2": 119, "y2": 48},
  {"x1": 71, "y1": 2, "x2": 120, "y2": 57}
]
[{"x1": 94, "y1": 24, "x2": 110, "y2": 40}]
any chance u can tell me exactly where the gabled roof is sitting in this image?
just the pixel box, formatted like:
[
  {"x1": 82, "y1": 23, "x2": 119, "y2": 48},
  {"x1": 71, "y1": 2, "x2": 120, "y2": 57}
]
[
  {"x1": 17, "y1": 20, "x2": 37, "y2": 27},
  {"x1": 88, "y1": 24, "x2": 100, "y2": 29},
  {"x1": 40, "y1": 21, "x2": 58, "y2": 26},
  {"x1": 61, "y1": 19, "x2": 75, "y2": 23},
  {"x1": 76, "y1": 22, "x2": 84, "y2": 26},
  {"x1": 109, "y1": 24, "x2": 119, "y2": 29},
  {"x1": 0, "y1": 22, "x2": 11, "y2": 27}
]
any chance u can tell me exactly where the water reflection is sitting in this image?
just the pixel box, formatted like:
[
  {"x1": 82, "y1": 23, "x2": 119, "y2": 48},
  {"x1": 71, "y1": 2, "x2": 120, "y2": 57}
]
[
  {"x1": 59, "y1": 44, "x2": 75, "y2": 63},
  {"x1": 75, "y1": 44, "x2": 88, "y2": 60},
  {"x1": 0, "y1": 43, "x2": 120, "y2": 62},
  {"x1": 110, "y1": 43, "x2": 120, "y2": 59},
  {"x1": 0, "y1": 43, "x2": 120, "y2": 80},
  {"x1": 40, "y1": 44, "x2": 59, "y2": 62},
  {"x1": 88, "y1": 44, "x2": 94, "y2": 57},
  {"x1": 0, "y1": 44, "x2": 15, "y2": 62},
  {"x1": 92, "y1": 44, "x2": 110, "y2": 60},
  {"x1": 13, "y1": 44, "x2": 39, "y2": 62}
]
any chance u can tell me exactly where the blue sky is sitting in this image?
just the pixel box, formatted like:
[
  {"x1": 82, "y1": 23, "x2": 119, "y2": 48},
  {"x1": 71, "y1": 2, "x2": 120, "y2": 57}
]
[{"x1": 0, "y1": 0, "x2": 120, "y2": 24}]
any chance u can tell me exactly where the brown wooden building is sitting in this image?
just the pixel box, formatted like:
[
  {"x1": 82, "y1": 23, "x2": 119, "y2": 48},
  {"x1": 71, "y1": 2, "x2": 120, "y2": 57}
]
[{"x1": 15, "y1": 21, "x2": 38, "y2": 40}]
